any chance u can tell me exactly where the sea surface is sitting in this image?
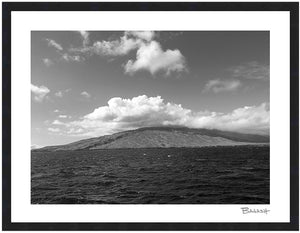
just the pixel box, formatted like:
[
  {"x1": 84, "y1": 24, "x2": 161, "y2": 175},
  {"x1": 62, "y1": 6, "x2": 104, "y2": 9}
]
[{"x1": 31, "y1": 145, "x2": 269, "y2": 204}]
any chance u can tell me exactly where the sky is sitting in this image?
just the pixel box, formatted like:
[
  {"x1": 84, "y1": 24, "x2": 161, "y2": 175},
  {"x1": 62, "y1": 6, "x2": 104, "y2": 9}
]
[{"x1": 31, "y1": 31, "x2": 270, "y2": 148}]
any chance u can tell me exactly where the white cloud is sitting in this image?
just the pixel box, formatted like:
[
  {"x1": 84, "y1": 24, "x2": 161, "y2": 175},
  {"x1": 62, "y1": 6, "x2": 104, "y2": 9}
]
[
  {"x1": 45, "y1": 38, "x2": 63, "y2": 51},
  {"x1": 203, "y1": 79, "x2": 241, "y2": 93},
  {"x1": 54, "y1": 109, "x2": 60, "y2": 113},
  {"x1": 125, "y1": 31, "x2": 155, "y2": 42},
  {"x1": 230, "y1": 62, "x2": 269, "y2": 81},
  {"x1": 64, "y1": 95, "x2": 269, "y2": 137},
  {"x1": 61, "y1": 53, "x2": 83, "y2": 62},
  {"x1": 48, "y1": 127, "x2": 60, "y2": 133},
  {"x1": 54, "y1": 89, "x2": 71, "y2": 98},
  {"x1": 68, "y1": 31, "x2": 187, "y2": 76},
  {"x1": 52, "y1": 120, "x2": 65, "y2": 125},
  {"x1": 55, "y1": 91, "x2": 63, "y2": 98},
  {"x1": 71, "y1": 31, "x2": 155, "y2": 57},
  {"x1": 187, "y1": 102, "x2": 270, "y2": 135},
  {"x1": 59, "y1": 115, "x2": 68, "y2": 118},
  {"x1": 124, "y1": 41, "x2": 186, "y2": 75},
  {"x1": 42, "y1": 58, "x2": 54, "y2": 67},
  {"x1": 81, "y1": 91, "x2": 91, "y2": 98},
  {"x1": 31, "y1": 84, "x2": 50, "y2": 102},
  {"x1": 44, "y1": 37, "x2": 85, "y2": 63},
  {"x1": 91, "y1": 35, "x2": 140, "y2": 56},
  {"x1": 67, "y1": 128, "x2": 84, "y2": 135},
  {"x1": 31, "y1": 144, "x2": 40, "y2": 149},
  {"x1": 89, "y1": 31, "x2": 154, "y2": 57},
  {"x1": 44, "y1": 37, "x2": 87, "y2": 64},
  {"x1": 79, "y1": 31, "x2": 89, "y2": 47}
]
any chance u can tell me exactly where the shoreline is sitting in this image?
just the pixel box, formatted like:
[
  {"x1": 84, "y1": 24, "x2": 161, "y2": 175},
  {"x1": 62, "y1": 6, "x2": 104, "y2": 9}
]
[{"x1": 32, "y1": 143, "x2": 269, "y2": 153}]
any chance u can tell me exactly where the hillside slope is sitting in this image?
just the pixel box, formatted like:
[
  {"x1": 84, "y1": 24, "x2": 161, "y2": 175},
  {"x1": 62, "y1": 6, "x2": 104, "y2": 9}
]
[{"x1": 34, "y1": 126, "x2": 269, "y2": 152}]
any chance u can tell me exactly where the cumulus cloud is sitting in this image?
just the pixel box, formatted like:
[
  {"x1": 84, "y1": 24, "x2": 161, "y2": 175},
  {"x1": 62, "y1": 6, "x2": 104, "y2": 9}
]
[
  {"x1": 61, "y1": 95, "x2": 269, "y2": 137},
  {"x1": 84, "y1": 31, "x2": 155, "y2": 57},
  {"x1": 42, "y1": 32, "x2": 186, "y2": 75},
  {"x1": 203, "y1": 79, "x2": 241, "y2": 93},
  {"x1": 42, "y1": 58, "x2": 54, "y2": 67},
  {"x1": 230, "y1": 62, "x2": 269, "y2": 81},
  {"x1": 187, "y1": 102, "x2": 270, "y2": 134},
  {"x1": 91, "y1": 35, "x2": 140, "y2": 56},
  {"x1": 45, "y1": 38, "x2": 63, "y2": 51},
  {"x1": 31, "y1": 84, "x2": 50, "y2": 102},
  {"x1": 54, "y1": 109, "x2": 60, "y2": 113},
  {"x1": 68, "y1": 31, "x2": 186, "y2": 75},
  {"x1": 81, "y1": 91, "x2": 91, "y2": 98},
  {"x1": 124, "y1": 41, "x2": 186, "y2": 75},
  {"x1": 125, "y1": 31, "x2": 155, "y2": 42}
]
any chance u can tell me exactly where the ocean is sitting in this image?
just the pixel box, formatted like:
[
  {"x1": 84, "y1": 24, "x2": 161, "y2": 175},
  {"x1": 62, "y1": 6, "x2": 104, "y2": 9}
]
[{"x1": 31, "y1": 145, "x2": 269, "y2": 204}]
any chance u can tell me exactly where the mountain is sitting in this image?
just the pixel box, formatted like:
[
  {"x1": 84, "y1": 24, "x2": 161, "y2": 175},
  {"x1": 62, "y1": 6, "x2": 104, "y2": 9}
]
[{"x1": 33, "y1": 126, "x2": 269, "y2": 152}]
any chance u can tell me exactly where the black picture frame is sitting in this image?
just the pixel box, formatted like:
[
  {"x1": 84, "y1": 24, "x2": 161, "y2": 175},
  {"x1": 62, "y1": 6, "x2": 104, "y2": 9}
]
[{"x1": 2, "y1": 2, "x2": 299, "y2": 231}]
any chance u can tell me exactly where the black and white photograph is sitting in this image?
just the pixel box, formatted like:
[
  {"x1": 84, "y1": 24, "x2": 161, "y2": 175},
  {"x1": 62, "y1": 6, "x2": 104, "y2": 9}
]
[
  {"x1": 31, "y1": 30, "x2": 270, "y2": 204},
  {"x1": 3, "y1": 1, "x2": 299, "y2": 230}
]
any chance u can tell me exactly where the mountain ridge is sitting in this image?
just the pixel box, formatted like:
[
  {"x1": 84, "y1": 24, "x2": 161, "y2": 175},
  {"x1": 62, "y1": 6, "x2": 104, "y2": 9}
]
[{"x1": 33, "y1": 126, "x2": 269, "y2": 152}]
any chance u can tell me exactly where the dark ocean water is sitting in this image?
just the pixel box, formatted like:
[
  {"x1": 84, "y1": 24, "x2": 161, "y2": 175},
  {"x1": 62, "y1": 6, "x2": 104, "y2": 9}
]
[{"x1": 31, "y1": 145, "x2": 269, "y2": 204}]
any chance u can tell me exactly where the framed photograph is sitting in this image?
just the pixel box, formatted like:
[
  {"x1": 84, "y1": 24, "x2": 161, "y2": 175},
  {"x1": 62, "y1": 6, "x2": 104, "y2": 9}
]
[{"x1": 2, "y1": 2, "x2": 299, "y2": 231}]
